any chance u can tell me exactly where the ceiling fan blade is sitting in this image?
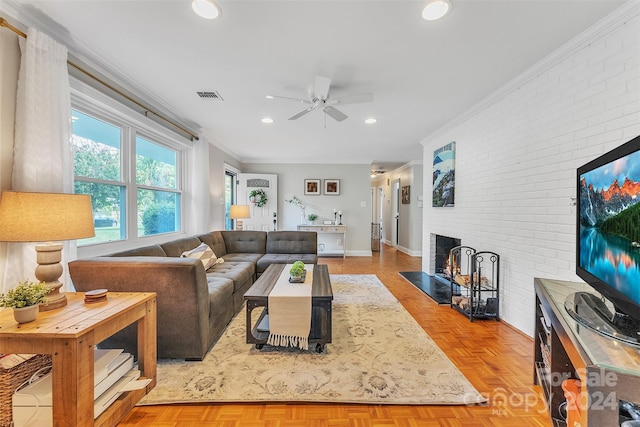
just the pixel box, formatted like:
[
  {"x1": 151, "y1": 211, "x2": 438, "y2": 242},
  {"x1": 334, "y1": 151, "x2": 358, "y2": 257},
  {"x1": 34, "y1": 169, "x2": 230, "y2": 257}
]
[
  {"x1": 314, "y1": 76, "x2": 331, "y2": 100},
  {"x1": 328, "y1": 92, "x2": 374, "y2": 105},
  {"x1": 289, "y1": 105, "x2": 316, "y2": 120},
  {"x1": 323, "y1": 106, "x2": 348, "y2": 122},
  {"x1": 267, "y1": 95, "x2": 312, "y2": 104}
]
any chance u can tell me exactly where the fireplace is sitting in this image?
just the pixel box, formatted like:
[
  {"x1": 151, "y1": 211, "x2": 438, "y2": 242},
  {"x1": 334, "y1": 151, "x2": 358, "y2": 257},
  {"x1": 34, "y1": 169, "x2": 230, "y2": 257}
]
[{"x1": 430, "y1": 234, "x2": 461, "y2": 283}]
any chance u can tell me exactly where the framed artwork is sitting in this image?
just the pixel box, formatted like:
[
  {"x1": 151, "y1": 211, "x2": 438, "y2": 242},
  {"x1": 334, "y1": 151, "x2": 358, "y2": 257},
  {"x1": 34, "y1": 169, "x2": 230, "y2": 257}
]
[
  {"x1": 324, "y1": 179, "x2": 340, "y2": 195},
  {"x1": 401, "y1": 185, "x2": 410, "y2": 204},
  {"x1": 432, "y1": 141, "x2": 456, "y2": 207},
  {"x1": 304, "y1": 179, "x2": 321, "y2": 195}
]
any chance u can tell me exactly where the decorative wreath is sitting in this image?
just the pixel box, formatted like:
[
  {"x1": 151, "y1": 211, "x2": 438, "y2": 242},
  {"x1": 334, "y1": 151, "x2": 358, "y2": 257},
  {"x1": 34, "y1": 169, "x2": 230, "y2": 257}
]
[{"x1": 249, "y1": 189, "x2": 268, "y2": 207}]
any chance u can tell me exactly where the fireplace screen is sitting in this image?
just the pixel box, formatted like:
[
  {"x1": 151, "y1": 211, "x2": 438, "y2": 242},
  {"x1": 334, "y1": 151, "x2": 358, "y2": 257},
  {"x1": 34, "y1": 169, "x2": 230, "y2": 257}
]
[{"x1": 434, "y1": 235, "x2": 461, "y2": 281}]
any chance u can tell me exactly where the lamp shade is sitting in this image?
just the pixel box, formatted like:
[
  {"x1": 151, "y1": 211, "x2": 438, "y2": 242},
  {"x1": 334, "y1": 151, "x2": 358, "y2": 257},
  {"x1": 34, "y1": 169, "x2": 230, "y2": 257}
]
[
  {"x1": 0, "y1": 191, "x2": 95, "y2": 242},
  {"x1": 229, "y1": 204, "x2": 251, "y2": 220}
]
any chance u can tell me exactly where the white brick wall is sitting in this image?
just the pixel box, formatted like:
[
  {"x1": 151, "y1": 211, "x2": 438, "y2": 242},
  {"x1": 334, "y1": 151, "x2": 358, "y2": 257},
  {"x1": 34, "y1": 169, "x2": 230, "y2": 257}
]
[{"x1": 421, "y1": 3, "x2": 640, "y2": 336}]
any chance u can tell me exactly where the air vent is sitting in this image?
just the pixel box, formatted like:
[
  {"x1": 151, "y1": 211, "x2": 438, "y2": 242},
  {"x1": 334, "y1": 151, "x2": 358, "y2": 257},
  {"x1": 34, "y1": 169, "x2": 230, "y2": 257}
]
[{"x1": 197, "y1": 90, "x2": 224, "y2": 100}]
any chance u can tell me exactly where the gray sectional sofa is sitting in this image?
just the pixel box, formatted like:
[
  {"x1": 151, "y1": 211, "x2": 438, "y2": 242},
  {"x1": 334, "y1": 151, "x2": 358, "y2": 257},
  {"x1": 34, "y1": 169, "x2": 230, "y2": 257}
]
[{"x1": 68, "y1": 230, "x2": 317, "y2": 360}]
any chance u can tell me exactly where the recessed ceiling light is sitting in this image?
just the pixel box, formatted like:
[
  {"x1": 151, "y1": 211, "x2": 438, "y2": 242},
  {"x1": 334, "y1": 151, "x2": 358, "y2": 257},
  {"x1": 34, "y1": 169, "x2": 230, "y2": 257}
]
[
  {"x1": 265, "y1": 95, "x2": 274, "y2": 99},
  {"x1": 365, "y1": 118, "x2": 377, "y2": 124},
  {"x1": 261, "y1": 117, "x2": 274, "y2": 124},
  {"x1": 192, "y1": 0, "x2": 221, "y2": 19},
  {"x1": 422, "y1": 0, "x2": 451, "y2": 21}
]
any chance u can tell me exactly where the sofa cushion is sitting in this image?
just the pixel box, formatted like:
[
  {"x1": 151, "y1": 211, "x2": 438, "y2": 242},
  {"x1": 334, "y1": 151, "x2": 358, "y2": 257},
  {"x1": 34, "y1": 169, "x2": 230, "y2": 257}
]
[
  {"x1": 221, "y1": 230, "x2": 267, "y2": 254},
  {"x1": 256, "y1": 254, "x2": 318, "y2": 274},
  {"x1": 266, "y1": 231, "x2": 317, "y2": 254},
  {"x1": 207, "y1": 261, "x2": 255, "y2": 293},
  {"x1": 182, "y1": 242, "x2": 219, "y2": 270},
  {"x1": 197, "y1": 231, "x2": 227, "y2": 258},
  {"x1": 220, "y1": 252, "x2": 264, "y2": 265},
  {"x1": 206, "y1": 276, "x2": 234, "y2": 322},
  {"x1": 160, "y1": 236, "x2": 202, "y2": 257}
]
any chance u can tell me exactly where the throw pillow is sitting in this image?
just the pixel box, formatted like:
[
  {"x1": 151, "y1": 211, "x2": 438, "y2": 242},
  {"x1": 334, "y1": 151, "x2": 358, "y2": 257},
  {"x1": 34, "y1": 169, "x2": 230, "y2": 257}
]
[{"x1": 181, "y1": 242, "x2": 218, "y2": 270}]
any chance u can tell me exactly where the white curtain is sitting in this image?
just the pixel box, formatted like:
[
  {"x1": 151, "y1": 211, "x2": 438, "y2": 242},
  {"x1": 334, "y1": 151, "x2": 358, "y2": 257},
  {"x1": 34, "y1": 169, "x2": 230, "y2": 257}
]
[
  {"x1": 187, "y1": 137, "x2": 211, "y2": 235},
  {"x1": 2, "y1": 28, "x2": 74, "y2": 293}
]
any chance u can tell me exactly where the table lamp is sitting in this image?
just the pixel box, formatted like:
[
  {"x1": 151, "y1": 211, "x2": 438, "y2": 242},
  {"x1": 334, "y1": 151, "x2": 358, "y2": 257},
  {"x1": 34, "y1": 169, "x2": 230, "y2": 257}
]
[
  {"x1": 0, "y1": 191, "x2": 95, "y2": 310},
  {"x1": 229, "y1": 204, "x2": 250, "y2": 230}
]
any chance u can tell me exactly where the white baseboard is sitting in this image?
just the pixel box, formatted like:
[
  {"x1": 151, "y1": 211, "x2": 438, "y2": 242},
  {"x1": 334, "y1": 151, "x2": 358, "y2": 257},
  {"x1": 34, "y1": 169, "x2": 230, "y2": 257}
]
[
  {"x1": 379, "y1": 240, "x2": 421, "y2": 257},
  {"x1": 396, "y1": 246, "x2": 422, "y2": 257}
]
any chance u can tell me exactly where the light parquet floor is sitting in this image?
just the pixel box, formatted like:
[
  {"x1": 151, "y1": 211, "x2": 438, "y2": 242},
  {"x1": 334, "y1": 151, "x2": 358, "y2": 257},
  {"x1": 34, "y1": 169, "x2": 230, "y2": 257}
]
[{"x1": 119, "y1": 245, "x2": 550, "y2": 426}]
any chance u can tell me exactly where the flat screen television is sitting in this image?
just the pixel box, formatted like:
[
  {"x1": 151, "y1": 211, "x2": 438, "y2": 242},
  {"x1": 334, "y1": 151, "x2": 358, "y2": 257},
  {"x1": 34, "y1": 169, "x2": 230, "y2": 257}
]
[{"x1": 569, "y1": 134, "x2": 640, "y2": 346}]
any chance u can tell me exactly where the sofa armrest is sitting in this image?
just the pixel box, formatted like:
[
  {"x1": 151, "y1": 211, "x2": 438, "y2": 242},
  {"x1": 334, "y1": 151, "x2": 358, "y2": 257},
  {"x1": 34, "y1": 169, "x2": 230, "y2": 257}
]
[{"x1": 69, "y1": 256, "x2": 211, "y2": 360}]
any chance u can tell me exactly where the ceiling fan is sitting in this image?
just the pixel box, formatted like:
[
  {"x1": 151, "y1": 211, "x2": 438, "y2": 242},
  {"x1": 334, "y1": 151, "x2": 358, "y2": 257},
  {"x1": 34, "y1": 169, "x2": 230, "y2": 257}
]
[{"x1": 268, "y1": 76, "x2": 373, "y2": 122}]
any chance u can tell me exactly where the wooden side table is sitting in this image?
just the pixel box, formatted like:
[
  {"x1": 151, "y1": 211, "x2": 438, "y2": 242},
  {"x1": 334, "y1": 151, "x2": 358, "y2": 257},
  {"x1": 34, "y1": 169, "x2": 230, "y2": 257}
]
[{"x1": 0, "y1": 292, "x2": 157, "y2": 427}]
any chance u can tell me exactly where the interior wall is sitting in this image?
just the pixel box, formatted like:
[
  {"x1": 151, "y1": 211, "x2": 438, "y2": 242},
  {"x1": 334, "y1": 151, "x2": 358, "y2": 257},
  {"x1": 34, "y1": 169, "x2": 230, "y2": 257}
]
[
  {"x1": 373, "y1": 163, "x2": 423, "y2": 256},
  {"x1": 0, "y1": 29, "x2": 21, "y2": 286},
  {"x1": 207, "y1": 141, "x2": 243, "y2": 231},
  {"x1": 421, "y1": 4, "x2": 640, "y2": 336},
  {"x1": 243, "y1": 163, "x2": 372, "y2": 256}
]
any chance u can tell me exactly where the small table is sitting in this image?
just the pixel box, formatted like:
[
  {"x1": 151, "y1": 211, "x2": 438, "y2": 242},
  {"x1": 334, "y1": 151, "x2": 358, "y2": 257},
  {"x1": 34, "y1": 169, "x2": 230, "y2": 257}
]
[
  {"x1": 0, "y1": 292, "x2": 157, "y2": 427},
  {"x1": 244, "y1": 264, "x2": 333, "y2": 352}
]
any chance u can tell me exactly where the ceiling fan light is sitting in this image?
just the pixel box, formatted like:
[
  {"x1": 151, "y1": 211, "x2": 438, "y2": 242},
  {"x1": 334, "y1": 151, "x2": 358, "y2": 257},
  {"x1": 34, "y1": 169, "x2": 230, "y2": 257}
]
[
  {"x1": 192, "y1": 0, "x2": 221, "y2": 19},
  {"x1": 422, "y1": 0, "x2": 451, "y2": 21}
]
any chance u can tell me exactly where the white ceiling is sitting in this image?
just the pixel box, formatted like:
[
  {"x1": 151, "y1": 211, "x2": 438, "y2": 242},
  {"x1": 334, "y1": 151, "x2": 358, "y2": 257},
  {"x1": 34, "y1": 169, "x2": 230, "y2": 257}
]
[{"x1": 6, "y1": 0, "x2": 626, "y2": 169}]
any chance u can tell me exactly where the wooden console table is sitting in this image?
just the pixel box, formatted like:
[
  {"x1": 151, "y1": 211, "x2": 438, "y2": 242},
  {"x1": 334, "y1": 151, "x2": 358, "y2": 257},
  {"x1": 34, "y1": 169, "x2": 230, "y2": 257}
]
[
  {"x1": 297, "y1": 224, "x2": 346, "y2": 258},
  {"x1": 0, "y1": 292, "x2": 157, "y2": 427},
  {"x1": 534, "y1": 278, "x2": 640, "y2": 427}
]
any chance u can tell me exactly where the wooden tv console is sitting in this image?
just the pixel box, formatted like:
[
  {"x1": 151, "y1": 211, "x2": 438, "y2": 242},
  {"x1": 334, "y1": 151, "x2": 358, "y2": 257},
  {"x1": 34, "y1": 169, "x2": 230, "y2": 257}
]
[{"x1": 534, "y1": 278, "x2": 640, "y2": 427}]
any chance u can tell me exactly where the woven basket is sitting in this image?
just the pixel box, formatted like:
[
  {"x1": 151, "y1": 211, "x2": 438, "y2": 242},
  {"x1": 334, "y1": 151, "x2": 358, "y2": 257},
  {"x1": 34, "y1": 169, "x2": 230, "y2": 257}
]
[{"x1": 0, "y1": 354, "x2": 52, "y2": 427}]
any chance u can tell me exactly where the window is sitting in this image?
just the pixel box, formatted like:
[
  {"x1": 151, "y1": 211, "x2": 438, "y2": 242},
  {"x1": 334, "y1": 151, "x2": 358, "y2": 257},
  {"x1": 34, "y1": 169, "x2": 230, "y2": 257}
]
[
  {"x1": 72, "y1": 107, "x2": 184, "y2": 246},
  {"x1": 136, "y1": 136, "x2": 180, "y2": 236},
  {"x1": 72, "y1": 110, "x2": 125, "y2": 245}
]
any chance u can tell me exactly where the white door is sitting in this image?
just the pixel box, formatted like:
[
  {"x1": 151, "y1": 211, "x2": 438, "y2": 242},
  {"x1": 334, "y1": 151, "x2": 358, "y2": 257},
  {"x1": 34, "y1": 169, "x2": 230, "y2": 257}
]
[{"x1": 238, "y1": 173, "x2": 278, "y2": 231}]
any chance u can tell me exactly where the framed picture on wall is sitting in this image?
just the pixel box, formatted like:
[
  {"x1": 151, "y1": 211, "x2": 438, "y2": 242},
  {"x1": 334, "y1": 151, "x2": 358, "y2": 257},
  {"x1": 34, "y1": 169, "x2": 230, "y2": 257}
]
[
  {"x1": 304, "y1": 179, "x2": 321, "y2": 195},
  {"x1": 324, "y1": 179, "x2": 340, "y2": 195},
  {"x1": 433, "y1": 141, "x2": 456, "y2": 207},
  {"x1": 402, "y1": 185, "x2": 410, "y2": 204}
]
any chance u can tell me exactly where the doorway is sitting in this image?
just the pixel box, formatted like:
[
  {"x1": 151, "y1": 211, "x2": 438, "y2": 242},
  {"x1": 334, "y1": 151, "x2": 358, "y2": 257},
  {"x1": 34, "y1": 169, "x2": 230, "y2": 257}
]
[
  {"x1": 391, "y1": 179, "x2": 400, "y2": 247},
  {"x1": 238, "y1": 173, "x2": 278, "y2": 231}
]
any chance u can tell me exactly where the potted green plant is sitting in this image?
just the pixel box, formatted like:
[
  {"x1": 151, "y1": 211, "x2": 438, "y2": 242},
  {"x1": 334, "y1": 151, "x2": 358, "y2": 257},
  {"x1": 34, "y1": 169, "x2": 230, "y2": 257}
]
[
  {"x1": 307, "y1": 213, "x2": 318, "y2": 224},
  {"x1": 0, "y1": 280, "x2": 49, "y2": 323},
  {"x1": 289, "y1": 260, "x2": 306, "y2": 282}
]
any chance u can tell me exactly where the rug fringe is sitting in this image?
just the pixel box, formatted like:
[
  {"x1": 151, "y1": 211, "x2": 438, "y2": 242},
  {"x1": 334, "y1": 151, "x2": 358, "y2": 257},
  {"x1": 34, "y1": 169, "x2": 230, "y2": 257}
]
[{"x1": 267, "y1": 334, "x2": 309, "y2": 350}]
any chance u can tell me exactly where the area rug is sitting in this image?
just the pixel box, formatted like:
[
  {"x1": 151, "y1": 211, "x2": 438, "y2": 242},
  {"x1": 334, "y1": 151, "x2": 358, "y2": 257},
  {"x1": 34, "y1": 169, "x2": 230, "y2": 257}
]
[
  {"x1": 139, "y1": 274, "x2": 486, "y2": 405},
  {"x1": 399, "y1": 271, "x2": 454, "y2": 304}
]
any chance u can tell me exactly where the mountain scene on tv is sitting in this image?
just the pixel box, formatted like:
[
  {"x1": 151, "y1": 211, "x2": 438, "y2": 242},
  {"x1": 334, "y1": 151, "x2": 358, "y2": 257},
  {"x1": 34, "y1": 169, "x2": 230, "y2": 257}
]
[
  {"x1": 579, "y1": 148, "x2": 640, "y2": 305},
  {"x1": 579, "y1": 155, "x2": 640, "y2": 239}
]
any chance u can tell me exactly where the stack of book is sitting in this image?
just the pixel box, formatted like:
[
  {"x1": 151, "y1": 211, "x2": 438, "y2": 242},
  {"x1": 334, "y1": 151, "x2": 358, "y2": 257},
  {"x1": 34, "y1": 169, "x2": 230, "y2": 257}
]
[{"x1": 12, "y1": 348, "x2": 150, "y2": 426}]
